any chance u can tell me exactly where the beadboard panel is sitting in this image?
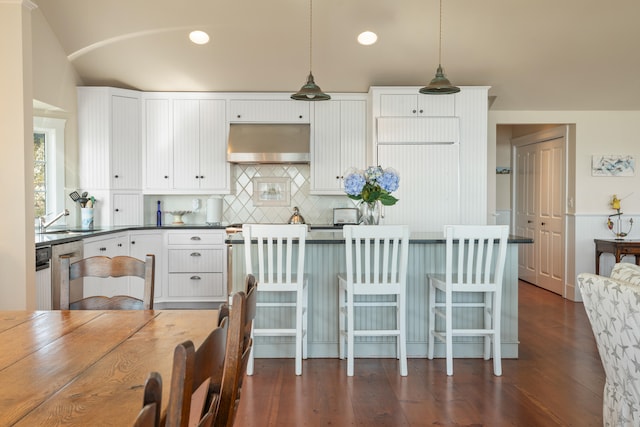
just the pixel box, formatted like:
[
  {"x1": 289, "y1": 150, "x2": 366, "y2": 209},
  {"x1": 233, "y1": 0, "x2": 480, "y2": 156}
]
[
  {"x1": 78, "y1": 88, "x2": 110, "y2": 190},
  {"x1": 377, "y1": 117, "x2": 460, "y2": 144},
  {"x1": 377, "y1": 144, "x2": 460, "y2": 232},
  {"x1": 168, "y1": 249, "x2": 223, "y2": 272},
  {"x1": 228, "y1": 99, "x2": 310, "y2": 123},
  {"x1": 456, "y1": 88, "x2": 488, "y2": 225},
  {"x1": 111, "y1": 95, "x2": 141, "y2": 189},
  {"x1": 230, "y1": 241, "x2": 519, "y2": 359}
]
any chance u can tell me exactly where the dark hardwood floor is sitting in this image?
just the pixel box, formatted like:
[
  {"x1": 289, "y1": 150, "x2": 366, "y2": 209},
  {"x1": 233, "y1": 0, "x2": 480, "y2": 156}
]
[{"x1": 234, "y1": 282, "x2": 605, "y2": 426}]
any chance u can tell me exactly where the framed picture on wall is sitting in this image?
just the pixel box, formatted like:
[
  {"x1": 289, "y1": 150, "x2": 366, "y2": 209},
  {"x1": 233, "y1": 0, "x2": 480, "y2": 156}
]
[
  {"x1": 592, "y1": 155, "x2": 635, "y2": 177},
  {"x1": 252, "y1": 177, "x2": 291, "y2": 206}
]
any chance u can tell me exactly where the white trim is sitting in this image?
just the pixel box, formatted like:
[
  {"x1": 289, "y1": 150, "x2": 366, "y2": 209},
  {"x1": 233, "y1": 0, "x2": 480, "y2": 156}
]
[{"x1": 34, "y1": 116, "x2": 66, "y2": 219}]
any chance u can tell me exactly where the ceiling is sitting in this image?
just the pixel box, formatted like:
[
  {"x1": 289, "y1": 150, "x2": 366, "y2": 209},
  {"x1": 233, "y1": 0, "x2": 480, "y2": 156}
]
[{"x1": 33, "y1": 0, "x2": 640, "y2": 111}]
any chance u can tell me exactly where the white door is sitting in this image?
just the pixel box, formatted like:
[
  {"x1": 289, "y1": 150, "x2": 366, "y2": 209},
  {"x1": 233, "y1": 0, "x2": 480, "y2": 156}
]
[{"x1": 514, "y1": 132, "x2": 565, "y2": 295}]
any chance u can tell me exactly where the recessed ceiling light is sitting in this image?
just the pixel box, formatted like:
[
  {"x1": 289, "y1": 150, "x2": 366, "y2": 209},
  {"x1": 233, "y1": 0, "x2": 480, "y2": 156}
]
[
  {"x1": 357, "y1": 31, "x2": 378, "y2": 46},
  {"x1": 189, "y1": 30, "x2": 210, "y2": 45}
]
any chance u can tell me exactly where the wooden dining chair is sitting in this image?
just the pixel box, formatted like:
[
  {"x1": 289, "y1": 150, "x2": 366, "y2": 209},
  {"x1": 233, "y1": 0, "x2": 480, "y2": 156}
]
[
  {"x1": 242, "y1": 224, "x2": 308, "y2": 376},
  {"x1": 213, "y1": 291, "x2": 247, "y2": 427},
  {"x1": 59, "y1": 254, "x2": 155, "y2": 310},
  {"x1": 132, "y1": 371, "x2": 162, "y2": 427},
  {"x1": 427, "y1": 225, "x2": 509, "y2": 376},
  {"x1": 164, "y1": 292, "x2": 245, "y2": 427},
  {"x1": 338, "y1": 225, "x2": 410, "y2": 377}
]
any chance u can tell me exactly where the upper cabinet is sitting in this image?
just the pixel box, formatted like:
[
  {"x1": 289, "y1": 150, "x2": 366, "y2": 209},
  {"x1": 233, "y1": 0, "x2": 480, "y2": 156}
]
[
  {"x1": 142, "y1": 93, "x2": 230, "y2": 194},
  {"x1": 310, "y1": 96, "x2": 367, "y2": 194},
  {"x1": 379, "y1": 93, "x2": 455, "y2": 117},
  {"x1": 77, "y1": 87, "x2": 141, "y2": 190},
  {"x1": 229, "y1": 99, "x2": 310, "y2": 123}
]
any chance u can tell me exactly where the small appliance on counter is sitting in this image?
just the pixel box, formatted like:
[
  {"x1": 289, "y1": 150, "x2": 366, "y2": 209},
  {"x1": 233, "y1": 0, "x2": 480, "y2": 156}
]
[
  {"x1": 288, "y1": 207, "x2": 305, "y2": 224},
  {"x1": 333, "y1": 208, "x2": 359, "y2": 226},
  {"x1": 206, "y1": 196, "x2": 223, "y2": 225}
]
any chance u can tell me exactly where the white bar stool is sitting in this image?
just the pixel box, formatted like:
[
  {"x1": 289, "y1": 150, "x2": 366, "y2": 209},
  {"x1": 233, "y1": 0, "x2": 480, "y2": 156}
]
[
  {"x1": 338, "y1": 224, "x2": 410, "y2": 376},
  {"x1": 242, "y1": 224, "x2": 308, "y2": 376}
]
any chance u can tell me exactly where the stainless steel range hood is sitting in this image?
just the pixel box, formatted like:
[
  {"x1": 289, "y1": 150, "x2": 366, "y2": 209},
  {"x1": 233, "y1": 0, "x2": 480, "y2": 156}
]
[{"x1": 227, "y1": 123, "x2": 310, "y2": 164}]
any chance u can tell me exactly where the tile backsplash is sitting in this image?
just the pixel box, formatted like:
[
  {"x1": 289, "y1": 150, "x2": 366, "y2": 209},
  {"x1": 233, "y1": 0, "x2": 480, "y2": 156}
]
[{"x1": 144, "y1": 164, "x2": 357, "y2": 226}]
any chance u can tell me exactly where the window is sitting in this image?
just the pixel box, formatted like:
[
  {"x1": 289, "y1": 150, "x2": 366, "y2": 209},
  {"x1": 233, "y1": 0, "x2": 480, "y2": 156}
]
[{"x1": 33, "y1": 117, "x2": 66, "y2": 221}]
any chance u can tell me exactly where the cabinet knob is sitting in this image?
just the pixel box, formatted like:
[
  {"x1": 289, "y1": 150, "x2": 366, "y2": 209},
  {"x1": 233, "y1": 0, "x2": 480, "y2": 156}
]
[
  {"x1": 299, "y1": 115, "x2": 303, "y2": 119},
  {"x1": 190, "y1": 236, "x2": 201, "y2": 241},
  {"x1": 541, "y1": 222, "x2": 546, "y2": 226},
  {"x1": 114, "y1": 174, "x2": 119, "y2": 179},
  {"x1": 336, "y1": 176, "x2": 340, "y2": 180},
  {"x1": 236, "y1": 114, "x2": 241, "y2": 118},
  {"x1": 117, "y1": 243, "x2": 122, "y2": 247},
  {"x1": 412, "y1": 109, "x2": 417, "y2": 114},
  {"x1": 115, "y1": 208, "x2": 120, "y2": 212},
  {"x1": 419, "y1": 109, "x2": 424, "y2": 114},
  {"x1": 131, "y1": 241, "x2": 136, "y2": 245},
  {"x1": 164, "y1": 175, "x2": 169, "y2": 179},
  {"x1": 190, "y1": 276, "x2": 201, "y2": 280},
  {"x1": 99, "y1": 247, "x2": 107, "y2": 252},
  {"x1": 190, "y1": 252, "x2": 201, "y2": 257}
]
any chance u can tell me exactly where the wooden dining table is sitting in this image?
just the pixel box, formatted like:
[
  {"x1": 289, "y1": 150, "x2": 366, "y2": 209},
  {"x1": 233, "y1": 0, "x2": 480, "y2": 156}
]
[{"x1": 0, "y1": 309, "x2": 217, "y2": 426}]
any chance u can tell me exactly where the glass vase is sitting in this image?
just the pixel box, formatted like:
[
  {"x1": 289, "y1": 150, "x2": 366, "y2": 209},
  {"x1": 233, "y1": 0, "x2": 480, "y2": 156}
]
[{"x1": 360, "y1": 201, "x2": 381, "y2": 225}]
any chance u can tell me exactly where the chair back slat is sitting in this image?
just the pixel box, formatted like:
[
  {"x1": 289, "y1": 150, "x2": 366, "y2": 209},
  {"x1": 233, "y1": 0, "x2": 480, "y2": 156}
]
[{"x1": 343, "y1": 225, "x2": 410, "y2": 286}]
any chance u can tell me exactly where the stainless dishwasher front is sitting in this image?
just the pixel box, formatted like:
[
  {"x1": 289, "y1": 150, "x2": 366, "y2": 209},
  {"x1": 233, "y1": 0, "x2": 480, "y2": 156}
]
[{"x1": 51, "y1": 240, "x2": 84, "y2": 309}]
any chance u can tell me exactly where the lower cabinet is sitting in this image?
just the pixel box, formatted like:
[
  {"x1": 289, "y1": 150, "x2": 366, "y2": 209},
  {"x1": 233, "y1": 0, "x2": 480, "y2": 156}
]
[
  {"x1": 129, "y1": 231, "x2": 164, "y2": 299},
  {"x1": 165, "y1": 230, "x2": 227, "y2": 306}
]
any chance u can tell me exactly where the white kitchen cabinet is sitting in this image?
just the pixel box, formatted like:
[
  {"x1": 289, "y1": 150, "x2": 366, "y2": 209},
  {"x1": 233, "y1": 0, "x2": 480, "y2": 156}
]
[
  {"x1": 310, "y1": 98, "x2": 367, "y2": 194},
  {"x1": 129, "y1": 231, "x2": 164, "y2": 299},
  {"x1": 173, "y1": 99, "x2": 228, "y2": 191},
  {"x1": 165, "y1": 230, "x2": 227, "y2": 305},
  {"x1": 82, "y1": 232, "x2": 130, "y2": 298},
  {"x1": 78, "y1": 87, "x2": 141, "y2": 190},
  {"x1": 229, "y1": 99, "x2": 310, "y2": 123},
  {"x1": 379, "y1": 93, "x2": 455, "y2": 117},
  {"x1": 143, "y1": 93, "x2": 229, "y2": 194},
  {"x1": 78, "y1": 87, "x2": 143, "y2": 226},
  {"x1": 112, "y1": 193, "x2": 142, "y2": 226}
]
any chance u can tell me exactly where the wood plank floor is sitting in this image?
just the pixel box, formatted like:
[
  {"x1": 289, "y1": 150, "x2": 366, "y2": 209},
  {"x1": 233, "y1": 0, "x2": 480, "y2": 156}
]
[{"x1": 234, "y1": 282, "x2": 605, "y2": 426}]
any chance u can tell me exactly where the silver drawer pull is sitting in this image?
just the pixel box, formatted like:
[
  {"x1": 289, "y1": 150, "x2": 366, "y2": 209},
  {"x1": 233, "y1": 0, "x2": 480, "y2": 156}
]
[
  {"x1": 190, "y1": 252, "x2": 201, "y2": 257},
  {"x1": 190, "y1": 236, "x2": 201, "y2": 241},
  {"x1": 190, "y1": 275, "x2": 201, "y2": 280}
]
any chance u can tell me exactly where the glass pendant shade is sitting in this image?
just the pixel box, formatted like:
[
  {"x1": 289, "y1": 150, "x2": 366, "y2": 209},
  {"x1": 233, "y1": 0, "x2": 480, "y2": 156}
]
[
  {"x1": 419, "y1": 65, "x2": 460, "y2": 94},
  {"x1": 291, "y1": 72, "x2": 331, "y2": 100}
]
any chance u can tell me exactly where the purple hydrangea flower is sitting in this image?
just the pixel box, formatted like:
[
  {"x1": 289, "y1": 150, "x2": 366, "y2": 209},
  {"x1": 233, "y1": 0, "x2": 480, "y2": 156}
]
[{"x1": 344, "y1": 172, "x2": 366, "y2": 196}]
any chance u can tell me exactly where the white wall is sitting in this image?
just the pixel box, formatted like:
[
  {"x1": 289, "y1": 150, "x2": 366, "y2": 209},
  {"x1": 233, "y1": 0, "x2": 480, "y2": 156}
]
[{"x1": 489, "y1": 110, "x2": 640, "y2": 300}]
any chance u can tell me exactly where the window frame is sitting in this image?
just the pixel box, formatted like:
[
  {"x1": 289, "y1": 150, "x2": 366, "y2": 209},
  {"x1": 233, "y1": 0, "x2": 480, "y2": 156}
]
[{"x1": 33, "y1": 116, "x2": 66, "y2": 220}]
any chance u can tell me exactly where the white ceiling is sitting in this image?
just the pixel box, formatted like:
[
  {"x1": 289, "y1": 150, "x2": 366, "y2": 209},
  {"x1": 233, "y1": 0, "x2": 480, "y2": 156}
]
[{"x1": 33, "y1": 0, "x2": 640, "y2": 111}]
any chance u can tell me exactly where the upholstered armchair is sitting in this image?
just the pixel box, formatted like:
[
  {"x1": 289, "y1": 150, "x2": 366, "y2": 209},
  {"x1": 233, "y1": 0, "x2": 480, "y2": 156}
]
[{"x1": 577, "y1": 263, "x2": 640, "y2": 426}]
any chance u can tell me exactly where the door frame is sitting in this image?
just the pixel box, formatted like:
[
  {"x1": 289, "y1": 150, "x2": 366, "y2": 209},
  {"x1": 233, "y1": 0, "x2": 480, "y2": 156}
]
[{"x1": 511, "y1": 125, "x2": 568, "y2": 297}]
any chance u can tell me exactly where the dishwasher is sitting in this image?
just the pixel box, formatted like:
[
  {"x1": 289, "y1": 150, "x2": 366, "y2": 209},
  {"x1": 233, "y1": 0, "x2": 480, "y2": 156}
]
[{"x1": 35, "y1": 246, "x2": 52, "y2": 309}]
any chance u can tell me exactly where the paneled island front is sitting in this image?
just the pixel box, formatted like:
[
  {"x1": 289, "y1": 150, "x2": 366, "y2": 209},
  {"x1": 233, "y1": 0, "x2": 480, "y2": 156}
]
[{"x1": 228, "y1": 230, "x2": 532, "y2": 360}]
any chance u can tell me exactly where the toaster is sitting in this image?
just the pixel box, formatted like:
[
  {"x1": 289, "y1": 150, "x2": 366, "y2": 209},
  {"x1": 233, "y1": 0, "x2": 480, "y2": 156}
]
[{"x1": 333, "y1": 208, "x2": 359, "y2": 226}]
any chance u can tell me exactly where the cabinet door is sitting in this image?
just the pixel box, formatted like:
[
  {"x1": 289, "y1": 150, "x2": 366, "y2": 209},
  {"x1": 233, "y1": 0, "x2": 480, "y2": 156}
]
[
  {"x1": 229, "y1": 100, "x2": 310, "y2": 123},
  {"x1": 379, "y1": 94, "x2": 455, "y2": 117},
  {"x1": 380, "y1": 94, "x2": 420, "y2": 116},
  {"x1": 111, "y1": 94, "x2": 141, "y2": 189},
  {"x1": 144, "y1": 98, "x2": 172, "y2": 190},
  {"x1": 173, "y1": 99, "x2": 200, "y2": 189},
  {"x1": 311, "y1": 101, "x2": 342, "y2": 192},
  {"x1": 112, "y1": 193, "x2": 142, "y2": 226},
  {"x1": 199, "y1": 100, "x2": 229, "y2": 191},
  {"x1": 129, "y1": 232, "x2": 163, "y2": 299},
  {"x1": 311, "y1": 100, "x2": 366, "y2": 194}
]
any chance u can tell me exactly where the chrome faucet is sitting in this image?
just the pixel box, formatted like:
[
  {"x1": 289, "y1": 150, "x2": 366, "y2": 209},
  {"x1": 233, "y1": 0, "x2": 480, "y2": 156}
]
[{"x1": 39, "y1": 209, "x2": 69, "y2": 232}]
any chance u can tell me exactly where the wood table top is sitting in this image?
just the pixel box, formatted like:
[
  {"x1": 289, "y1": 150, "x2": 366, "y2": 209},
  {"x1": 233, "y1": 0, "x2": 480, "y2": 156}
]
[{"x1": 0, "y1": 309, "x2": 217, "y2": 426}]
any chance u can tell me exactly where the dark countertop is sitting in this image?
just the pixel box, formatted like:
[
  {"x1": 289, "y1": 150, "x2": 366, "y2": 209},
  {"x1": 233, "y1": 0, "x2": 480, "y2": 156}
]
[{"x1": 36, "y1": 225, "x2": 533, "y2": 247}]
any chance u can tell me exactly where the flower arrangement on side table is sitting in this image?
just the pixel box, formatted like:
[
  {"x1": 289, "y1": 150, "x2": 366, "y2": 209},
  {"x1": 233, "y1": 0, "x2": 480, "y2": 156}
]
[{"x1": 343, "y1": 166, "x2": 400, "y2": 225}]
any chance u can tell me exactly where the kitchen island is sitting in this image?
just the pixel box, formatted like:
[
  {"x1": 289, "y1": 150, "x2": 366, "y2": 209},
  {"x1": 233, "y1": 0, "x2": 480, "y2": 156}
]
[{"x1": 228, "y1": 231, "x2": 531, "y2": 360}]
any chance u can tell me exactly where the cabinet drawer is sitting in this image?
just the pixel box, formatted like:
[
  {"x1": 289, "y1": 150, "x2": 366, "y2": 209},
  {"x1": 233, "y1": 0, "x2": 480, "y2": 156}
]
[
  {"x1": 168, "y1": 249, "x2": 223, "y2": 272},
  {"x1": 168, "y1": 273, "x2": 225, "y2": 297},
  {"x1": 167, "y1": 231, "x2": 225, "y2": 245}
]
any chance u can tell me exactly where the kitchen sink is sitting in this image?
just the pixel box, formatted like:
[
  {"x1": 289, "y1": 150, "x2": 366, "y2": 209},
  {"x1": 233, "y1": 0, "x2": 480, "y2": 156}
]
[{"x1": 39, "y1": 229, "x2": 101, "y2": 235}]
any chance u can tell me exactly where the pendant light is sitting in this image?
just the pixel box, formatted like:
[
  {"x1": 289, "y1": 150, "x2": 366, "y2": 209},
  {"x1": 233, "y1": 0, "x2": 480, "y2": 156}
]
[
  {"x1": 291, "y1": 0, "x2": 330, "y2": 101},
  {"x1": 420, "y1": 0, "x2": 460, "y2": 95}
]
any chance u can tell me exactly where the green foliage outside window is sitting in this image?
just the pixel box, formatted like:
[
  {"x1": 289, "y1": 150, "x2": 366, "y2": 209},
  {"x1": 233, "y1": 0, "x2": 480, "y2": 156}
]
[{"x1": 34, "y1": 132, "x2": 46, "y2": 218}]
